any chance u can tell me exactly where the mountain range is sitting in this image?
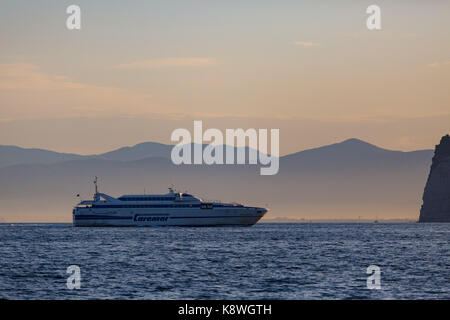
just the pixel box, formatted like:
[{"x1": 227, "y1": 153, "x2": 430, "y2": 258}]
[
  {"x1": 0, "y1": 142, "x2": 172, "y2": 167},
  {"x1": 0, "y1": 139, "x2": 433, "y2": 222}
]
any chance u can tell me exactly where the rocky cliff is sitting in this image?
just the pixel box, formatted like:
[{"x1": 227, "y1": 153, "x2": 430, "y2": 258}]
[{"x1": 419, "y1": 134, "x2": 450, "y2": 222}]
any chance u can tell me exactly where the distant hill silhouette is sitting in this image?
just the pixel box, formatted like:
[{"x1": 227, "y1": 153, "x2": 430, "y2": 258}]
[
  {"x1": 0, "y1": 139, "x2": 433, "y2": 222},
  {"x1": 283, "y1": 138, "x2": 432, "y2": 172},
  {"x1": 0, "y1": 142, "x2": 260, "y2": 167},
  {"x1": 0, "y1": 142, "x2": 172, "y2": 167},
  {"x1": 0, "y1": 145, "x2": 84, "y2": 168},
  {"x1": 97, "y1": 142, "x2": 172, "y2": 161}
]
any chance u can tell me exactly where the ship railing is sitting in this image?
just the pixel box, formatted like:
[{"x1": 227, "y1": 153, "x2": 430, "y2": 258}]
[{"x1": 203, "y1": 199, "x2": 243, "y2": 206}]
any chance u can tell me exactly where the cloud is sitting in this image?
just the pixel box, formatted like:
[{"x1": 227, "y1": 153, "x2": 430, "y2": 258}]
[
  {"x1": 113, "y1": 58, "x2": 217, "y2": 69},
  {"x1": 427, "y1": 60, "x2": 450, "y2": 68},
  {"x1": 0, "y1": 63, "x2": 82, "y2": 91},
  {"x1": 0, "y1": 63, "x2": 166, "y2": 120},
  {"x1": 293, "y1": 41, "x2": 320, "y2": 47}
]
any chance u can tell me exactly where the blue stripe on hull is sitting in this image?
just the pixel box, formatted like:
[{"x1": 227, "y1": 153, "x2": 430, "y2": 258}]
[
  {"x1": 74, "y1": 215, "x2": 262, "y2": 220},
  {"x1": 73, "y1": 215, "x2": 264, "y2": 226},
  {"x1": 169, "y1": 215, "x2": 262, "y2": 219},
  {"x1": 74, "y1": 216, "x2": 133, "y2": 220}
]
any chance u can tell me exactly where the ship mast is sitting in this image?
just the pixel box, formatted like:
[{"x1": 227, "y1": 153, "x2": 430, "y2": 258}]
[{"x1": 93, "y1": 176, "x2": 100, "y2": 201}]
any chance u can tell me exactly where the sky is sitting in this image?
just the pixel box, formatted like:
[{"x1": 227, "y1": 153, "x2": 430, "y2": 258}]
[{"x1": 1, "y1": 0, "x2": 449, "y2": 155}]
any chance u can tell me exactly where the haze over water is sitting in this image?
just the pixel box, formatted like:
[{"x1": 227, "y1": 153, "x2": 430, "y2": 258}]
[{"x1": 0, "y1": 223, "x2": 448, "y2": 299}]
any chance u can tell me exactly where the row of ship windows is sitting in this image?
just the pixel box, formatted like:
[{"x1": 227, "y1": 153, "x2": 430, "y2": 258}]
[
  {"x1": 89, "y1": 204, "x2": 236, "y2": 209},
  {"x1": 93, "y1": 204, "x2": 199, "y2": 208},
  {"x1": 119, "y1": 197, "x2": 177, "y2": 201}
]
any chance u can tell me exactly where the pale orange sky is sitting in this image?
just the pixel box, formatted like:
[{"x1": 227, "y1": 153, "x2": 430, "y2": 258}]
[{"x1": 0, "y1": 1, "x2": 449, "y2": 154}]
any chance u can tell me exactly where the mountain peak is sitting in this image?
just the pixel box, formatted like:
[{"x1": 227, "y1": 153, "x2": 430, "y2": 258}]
[
  {"x1": 334, "y1": 138, "x2": 387, "y2": 152},
  {"x1": 340, "y1": 138, "x2": 377, "y2": 146},
  {"x1": 315, "y1": 137, "x2": 384, "y2": 152},
  {"x1": 282, "y1": 137, "x2": 390, "y2": 161}
]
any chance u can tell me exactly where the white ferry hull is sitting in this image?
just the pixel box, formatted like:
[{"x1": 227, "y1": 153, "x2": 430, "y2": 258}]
[
  {"x1": 73, "y1": 180, "x2": 267, "y2": 227},
  {"x1": 73, "y1": 207, "x2": 266, "y2": 227}
]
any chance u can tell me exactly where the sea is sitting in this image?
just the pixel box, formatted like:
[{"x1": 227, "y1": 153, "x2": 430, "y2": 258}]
[{"x1": 0, "y1": 223, "x2": 448, "y2": 300}]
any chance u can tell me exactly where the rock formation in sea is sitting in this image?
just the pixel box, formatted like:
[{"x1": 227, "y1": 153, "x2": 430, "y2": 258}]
[{"x1": 419, "y1": 134, "x2": 450, "y2": 222}]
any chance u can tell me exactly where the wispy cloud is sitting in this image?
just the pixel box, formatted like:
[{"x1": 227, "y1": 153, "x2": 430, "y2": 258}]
[
  {"x1": 113, "y1": 58, "x2": 217, "y2": 69},
  {"x1": 427, "y1": 60, "x2": 450, "y2": 68},
  {"x1": 293, "y1": 41, "x2": 320, "y2": 47},
  {"x1": 0, "y1": 63, "x2": 163, "y2": 120}
]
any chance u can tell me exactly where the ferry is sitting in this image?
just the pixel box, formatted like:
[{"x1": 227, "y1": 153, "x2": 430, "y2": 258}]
[{"x1": 73, "y1": 178, "x2": 267, "y2": 227}]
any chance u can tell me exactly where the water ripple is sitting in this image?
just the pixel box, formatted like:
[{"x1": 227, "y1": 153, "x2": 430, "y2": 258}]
[{"x1": 0, "y1": 223, "x2": 448, "y2": 299}]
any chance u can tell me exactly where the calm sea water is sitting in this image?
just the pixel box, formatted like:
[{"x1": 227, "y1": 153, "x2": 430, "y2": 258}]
[{"x1": 0, "y1": 223, "x2": 448, "y2": 300}]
